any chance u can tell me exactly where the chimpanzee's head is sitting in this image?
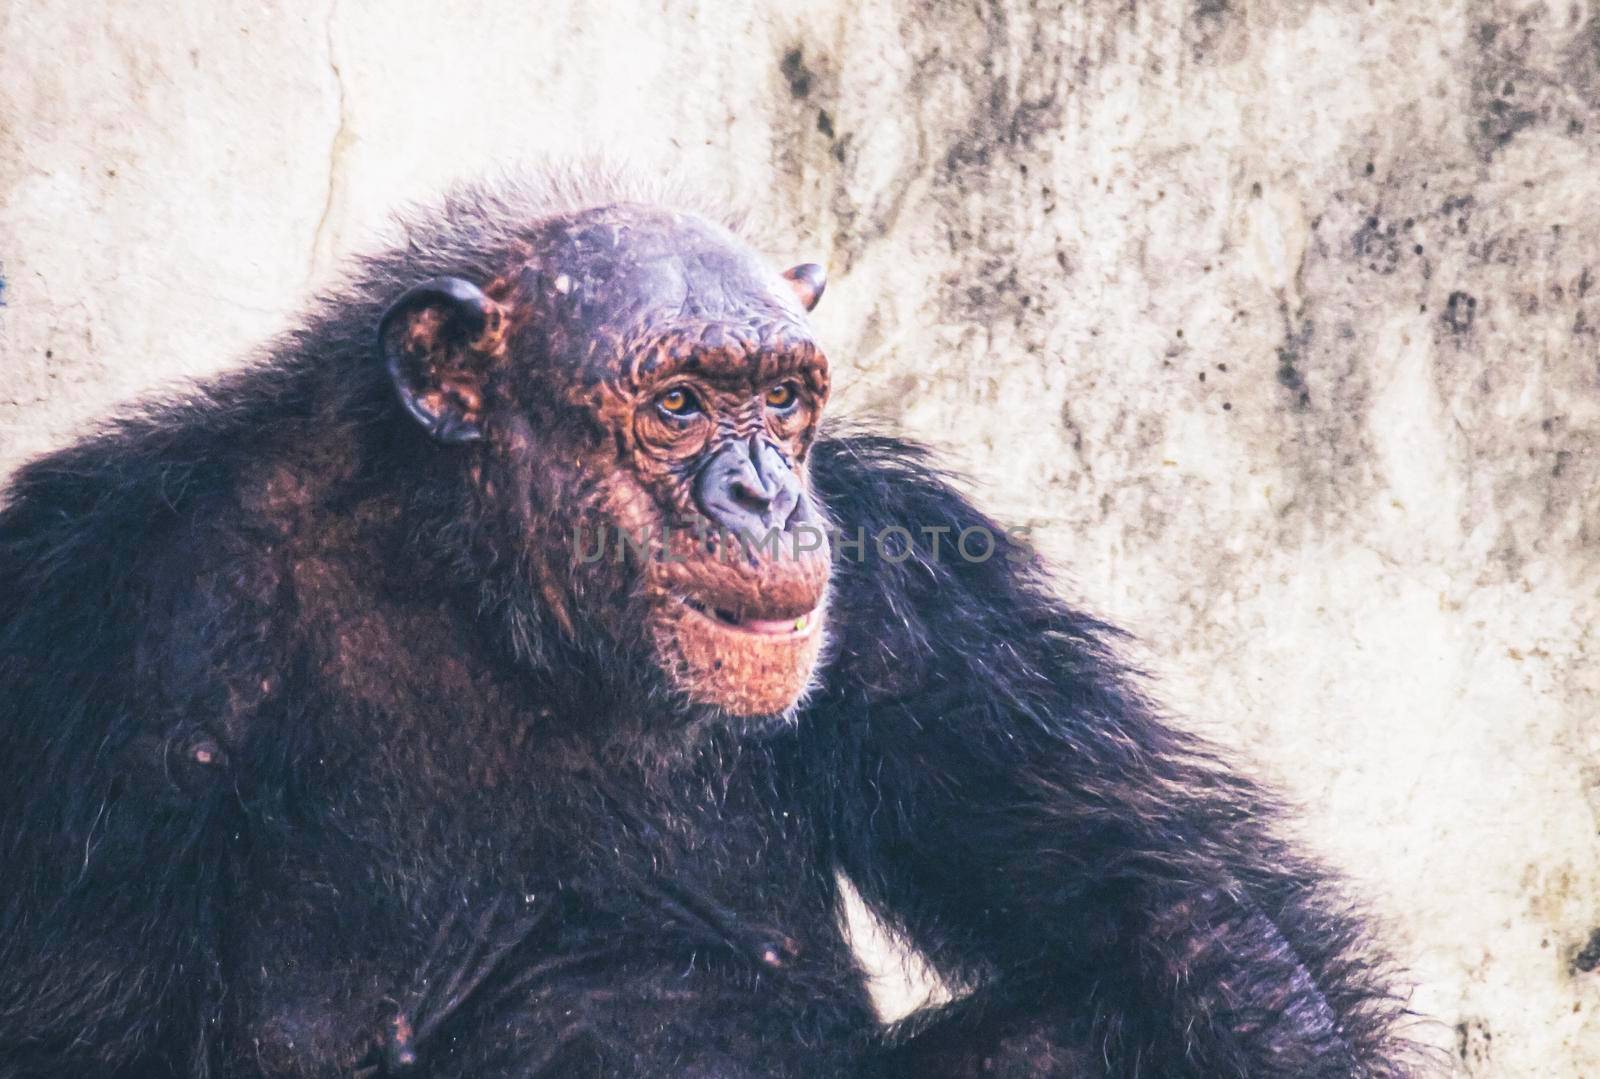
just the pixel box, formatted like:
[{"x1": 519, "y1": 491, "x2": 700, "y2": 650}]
[{"x1": 378, "y1": 204, "x2": 832, "y2": 719}]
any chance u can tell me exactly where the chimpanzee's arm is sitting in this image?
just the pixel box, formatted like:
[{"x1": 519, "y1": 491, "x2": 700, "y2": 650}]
[
  {"x1": 0, "y1": 443, "x2": 246, "y2": 1076},
  {"x1": 801, "y1": 434, "x2": 1415, "y2": 1078}
]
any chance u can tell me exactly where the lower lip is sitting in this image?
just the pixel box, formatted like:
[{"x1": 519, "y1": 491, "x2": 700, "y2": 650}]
[{"x1": 684, "y1": 600, "x2": 819, "y2": 638}]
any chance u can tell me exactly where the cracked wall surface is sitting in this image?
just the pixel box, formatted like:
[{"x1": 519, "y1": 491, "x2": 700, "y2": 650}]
[{"x1": 2, "y1": 1, "x2": 1598, "y2": 1074}]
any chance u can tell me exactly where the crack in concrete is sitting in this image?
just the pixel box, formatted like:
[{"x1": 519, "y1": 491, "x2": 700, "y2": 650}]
[{"x1": 309, "y1": 0, "x2": 351, "y2": 283}]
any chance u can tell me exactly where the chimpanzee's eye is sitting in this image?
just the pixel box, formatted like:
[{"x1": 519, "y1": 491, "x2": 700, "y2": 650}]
[
  {"x1": 764, "y1": 382, "x2": 799, "y2": 411},
  {"x1": 656, "y1": 387, "x2": 701, "y2": 418}
]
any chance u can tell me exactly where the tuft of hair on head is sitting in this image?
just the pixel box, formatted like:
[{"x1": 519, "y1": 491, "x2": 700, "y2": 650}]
[
  {"x1": 288, "y1": 156, "x2": 778, "y2": 365},
  {"x1": 380, "y1": 156, "x2": 763, "y2": 274}
]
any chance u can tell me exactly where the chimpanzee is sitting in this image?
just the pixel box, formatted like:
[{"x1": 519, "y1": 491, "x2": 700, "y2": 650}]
[{"x1": 0, "y1": 165, "x2": 1418, "y2": 1078}]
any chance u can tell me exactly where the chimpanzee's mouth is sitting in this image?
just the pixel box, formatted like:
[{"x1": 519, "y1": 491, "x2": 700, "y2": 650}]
[{"x1": 680, "y1": 597, "x2": 819, "y2": 638}]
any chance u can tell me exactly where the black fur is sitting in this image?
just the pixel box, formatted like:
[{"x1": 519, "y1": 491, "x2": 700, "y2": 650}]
[{"x1": 0, "y1": 174, "x2": 1417, "y2": 1077}]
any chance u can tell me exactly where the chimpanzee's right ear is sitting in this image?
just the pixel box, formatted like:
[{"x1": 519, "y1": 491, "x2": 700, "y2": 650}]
[
  {"x1": 781, "y1": 263, "x2": 826, "y2": 312},
  {"x1": 377, "y1": 276, "x2": 508, "y2": 444}
]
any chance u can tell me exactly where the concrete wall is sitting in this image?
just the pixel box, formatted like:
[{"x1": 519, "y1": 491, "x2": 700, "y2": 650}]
[{"x1": 2, "y1": 1, "x2": 1597, "y2": 1073}]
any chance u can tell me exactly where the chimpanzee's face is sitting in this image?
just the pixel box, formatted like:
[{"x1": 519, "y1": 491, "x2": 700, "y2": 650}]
[{"x1": 380, "y1": 205, "x2": 833, "y2": 718}]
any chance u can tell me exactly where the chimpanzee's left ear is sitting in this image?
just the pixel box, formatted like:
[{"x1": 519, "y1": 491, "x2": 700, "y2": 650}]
[
  {"x1": 782, "y1": 263, "x2": 826, "y2": 313},
  {"x1": 377, "y1": 276, "x2": 508, "y2": 444}
]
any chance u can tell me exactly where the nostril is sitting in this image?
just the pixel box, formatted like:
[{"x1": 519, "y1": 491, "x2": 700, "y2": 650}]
[{"x1": 729, "y1": 477, "x2": 775, "y2": 511}]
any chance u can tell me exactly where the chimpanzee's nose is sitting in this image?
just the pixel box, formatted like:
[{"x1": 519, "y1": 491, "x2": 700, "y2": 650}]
[{"x1": 693, "y1": 436, "x2": 802, "y2": 538}]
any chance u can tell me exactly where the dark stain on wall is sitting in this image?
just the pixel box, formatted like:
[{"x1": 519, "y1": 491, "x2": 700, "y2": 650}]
[
  {"x1": 770, "y1": 40, "x2": 885, "y2": 262},
  {"x1": 780, "y1": 47, "x2": 815, "y2": 99},
  {"x1": 903, "y1": 0, "x2": 1083, "y2": 334},
  {"x1": 1444, "y1": 289, "x2": 1479, "y2": 333},
  {"x1": 1573, "y1": 927, "x2": 1600, "y2": 974},
  {"x1": 1276, "y1": 345, "x2": 1312, "y2": 409},
  {"x1": 1456, "y1": 1017, "x2": 1493, "y2": 1066},
  {"x1": 1248, "y1": 193, "x2": 1387, "y2": 536},
  {"x1": 775, "y1": 44, "x2": 852, "y2": 180},
  {"x1": 1469, "y1": 3, "x2": 1600, "y2": 159},
  {"x1": 1353, "y1": 212, "x2": 1405, "y2": 275},
  {"x1": 1186, "y1": 0, "x2": 1242, "y2": 63},
  {"x1": 1563, "y1": 10, "x2": 1600, "y2": 113}
]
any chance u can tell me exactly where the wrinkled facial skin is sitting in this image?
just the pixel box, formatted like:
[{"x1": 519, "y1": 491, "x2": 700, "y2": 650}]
[{"x1": 481, "y1": 206, "x2": 834, "y2": 719}]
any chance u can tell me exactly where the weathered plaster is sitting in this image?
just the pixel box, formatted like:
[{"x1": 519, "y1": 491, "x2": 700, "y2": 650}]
[{"x1": 2, "y1": 1, "x2": 1597, "y2": 1072}]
